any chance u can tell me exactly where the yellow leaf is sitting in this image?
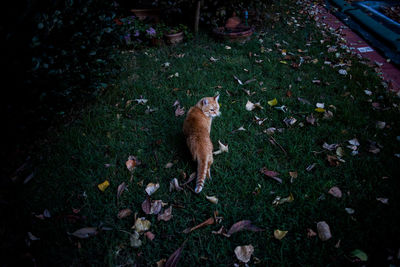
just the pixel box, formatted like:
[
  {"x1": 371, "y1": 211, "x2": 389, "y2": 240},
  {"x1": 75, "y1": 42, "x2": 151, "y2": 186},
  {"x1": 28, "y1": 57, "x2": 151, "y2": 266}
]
[
  {"x1": 267, "y1": 98, "x2": 278, "y2": 106},
  {"x1": 132, "y1": 217, "x2": 151, "y2": 233},
  {"x1": 280, "y1": 61, "x2": 287, "y2": 64},
  {"x1": 97, "y1": 180, "x2": 110, "y2": 192},
  {"x1": 274, "y1": 229, "x2": 288, "y2": 240},
  {"x1": 315, "y1": 108, "x2": 326, "y2": 113}
]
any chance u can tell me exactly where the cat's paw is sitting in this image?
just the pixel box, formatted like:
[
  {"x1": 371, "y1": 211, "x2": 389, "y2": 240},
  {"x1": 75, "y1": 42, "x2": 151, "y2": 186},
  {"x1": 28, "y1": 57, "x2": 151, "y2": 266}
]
[{"x1": 194, "y1": 185, "x2": 203, "y2": 193}]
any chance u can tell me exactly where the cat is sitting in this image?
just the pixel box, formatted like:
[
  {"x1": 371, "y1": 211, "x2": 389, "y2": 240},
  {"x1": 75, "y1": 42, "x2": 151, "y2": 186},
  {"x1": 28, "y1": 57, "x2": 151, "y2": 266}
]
[{"x1": 183, "y1": 95, "x2": 221, "y2": 193}]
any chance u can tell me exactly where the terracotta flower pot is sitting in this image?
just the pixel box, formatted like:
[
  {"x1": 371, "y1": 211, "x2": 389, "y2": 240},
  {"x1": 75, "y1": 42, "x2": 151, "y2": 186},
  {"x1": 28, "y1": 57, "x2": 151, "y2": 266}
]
[
  {"x1": 213, "y1": 26, "x2": 254, "y2": 43},
  {"x1": 131, "y1": 9, "x2": 160, "y2": 23},
  {"x1": 164, "y1": 31, "x2": 184, "y2": 45}
]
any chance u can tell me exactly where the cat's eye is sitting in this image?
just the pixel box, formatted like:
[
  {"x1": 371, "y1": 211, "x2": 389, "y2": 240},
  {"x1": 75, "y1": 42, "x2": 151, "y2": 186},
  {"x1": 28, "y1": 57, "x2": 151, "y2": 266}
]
[{"x1": 210, "y1": 108, "x2": 214, "y2": 111}]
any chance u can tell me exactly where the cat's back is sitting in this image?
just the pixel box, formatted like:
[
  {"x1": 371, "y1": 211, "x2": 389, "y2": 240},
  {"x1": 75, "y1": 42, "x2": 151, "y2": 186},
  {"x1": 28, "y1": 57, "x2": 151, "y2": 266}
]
[{"x1": 183, "y1": 106, "x2": 209, "y2": 137}]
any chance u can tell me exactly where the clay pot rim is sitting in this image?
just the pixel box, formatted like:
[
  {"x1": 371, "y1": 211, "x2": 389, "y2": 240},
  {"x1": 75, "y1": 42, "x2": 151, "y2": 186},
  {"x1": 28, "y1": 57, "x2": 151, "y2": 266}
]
[
  {"x1": 164, "y1": 31, "x2": 184, "y2": 38},
  {"x1": 213, "y1": 26, "x2": 254, "y2": 37}
]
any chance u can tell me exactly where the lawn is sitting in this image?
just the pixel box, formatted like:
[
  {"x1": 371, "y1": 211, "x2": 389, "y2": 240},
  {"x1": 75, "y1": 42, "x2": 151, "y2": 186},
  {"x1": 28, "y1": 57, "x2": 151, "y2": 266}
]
[{"x1": 20, "y1": 1, "x2": 400, "y2": 266}]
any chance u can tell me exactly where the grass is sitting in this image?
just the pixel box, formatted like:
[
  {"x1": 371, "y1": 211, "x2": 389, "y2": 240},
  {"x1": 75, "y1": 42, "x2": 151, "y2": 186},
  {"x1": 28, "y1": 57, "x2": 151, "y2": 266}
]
[{"x1": 18, "y1": 1, "x2": 400, "y2": 266}]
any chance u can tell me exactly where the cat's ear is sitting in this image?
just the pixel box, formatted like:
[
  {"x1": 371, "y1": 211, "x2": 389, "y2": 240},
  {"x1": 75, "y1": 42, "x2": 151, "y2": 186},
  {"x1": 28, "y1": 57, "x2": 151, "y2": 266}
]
[
  {"x1": 202, "y1": 99, "x2": 209, "y2": 106},
  {"x1": 214, "y1": 94, "x2": 220, "y2": 102}
]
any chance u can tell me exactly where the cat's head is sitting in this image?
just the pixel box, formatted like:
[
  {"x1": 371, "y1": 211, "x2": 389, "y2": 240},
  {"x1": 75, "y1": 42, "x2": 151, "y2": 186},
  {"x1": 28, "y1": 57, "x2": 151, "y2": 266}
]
[{"x1": 198, "y1": 95, "x2": 221, "y2": 118}]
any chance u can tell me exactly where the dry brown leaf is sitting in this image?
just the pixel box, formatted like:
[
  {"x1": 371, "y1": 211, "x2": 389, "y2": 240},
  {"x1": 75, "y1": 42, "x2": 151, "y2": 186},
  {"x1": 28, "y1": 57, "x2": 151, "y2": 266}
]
[
  {"x1": 169, "y1": 178, "x2": 183, "y2": 192},
  {"x1": 126, "y1": 156, "x2": 136, "y2": 172},
  {"x1": 165, "y1": 162, "x2": 174, "y2": 168},
  {"x1": 158, "y1": 206, "x2": 173, "y2": 221},
  {"x1": 117, "y1": 208, "x2": 132, "y2": 219},
  {"x1": 206, "y1": 195, "x2": 219, "y2": 204},
  {"x1": 165, "y1": 242, "x2": 185, "y2": 267},
  {"x1": 117, "y1": 182, "x2": 127, "y2": 200},
  {"x1": 260, "y1": 167, "x2": 282, "y2": 183},
  {"x1": 175, "y1": 106, "x2": 185, "y2": 117},
  {"x1": 183, "y1": 217, "x2": 214, "y2": 234},
  {"x1": 226, "y1": 220, "x2": 263, "y2": 237},
  {"x1": 307, "y1": 228, "x2": 317, "y2": 238},
  {"x1": 142, "y1": 197, "x2": 151, "y2": 214},
  {"x1": 328, "y1": 186, "x2": 342, "y2": 198},
  {"x1": 234, "y1": 245, "x2": 254, "y2": 263},
  {"x1": 70, "y1": 227, "x2": 98, "y2": 239},
  {"x1": 274, "y1": 229, "x2": 288, "y2": 240},
  {"x1": 144, "y1": 231, "x2": 155, "y2": 241},
  {"x1": 156, "y1": 259, "x2": 166, "y2": 267},
  {"x1": 211, "y1": 226, "x2": 228, "y2": 236},
  {"x1": 317, "y1": 221, "x2": 332, "y2": 241},
  {"x1": 132, "y1": 217, "x2": 151, "y2": 233}
]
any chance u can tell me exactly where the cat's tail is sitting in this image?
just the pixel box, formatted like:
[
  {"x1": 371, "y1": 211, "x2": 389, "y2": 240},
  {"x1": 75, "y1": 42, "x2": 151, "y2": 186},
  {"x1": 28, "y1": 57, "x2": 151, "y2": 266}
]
[{"x1": 194, "y1": 157, "x2": 208, "y2": 194}]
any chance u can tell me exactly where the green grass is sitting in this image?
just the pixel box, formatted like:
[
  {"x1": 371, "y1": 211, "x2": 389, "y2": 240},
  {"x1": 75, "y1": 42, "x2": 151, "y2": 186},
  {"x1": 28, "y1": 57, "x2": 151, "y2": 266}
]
[{"x1": 25, "y1": 2, "x2": 400, "y2": 266}]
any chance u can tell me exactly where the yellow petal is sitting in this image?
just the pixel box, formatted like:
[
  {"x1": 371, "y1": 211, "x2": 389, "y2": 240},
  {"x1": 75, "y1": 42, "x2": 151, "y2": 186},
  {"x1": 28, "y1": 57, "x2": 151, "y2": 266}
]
[
  {"x1": 315, "y1": 108, "x2": 326, "y2": 113},
  {"x1": 274, "y1": 229, "x2": 288, "y2": 240},
  {"x1": 97, "y1": 180, "x2": 110, "y2": 192},
  {"x1": 268, "y1": 98, "x2": 278, "y2": 106}
]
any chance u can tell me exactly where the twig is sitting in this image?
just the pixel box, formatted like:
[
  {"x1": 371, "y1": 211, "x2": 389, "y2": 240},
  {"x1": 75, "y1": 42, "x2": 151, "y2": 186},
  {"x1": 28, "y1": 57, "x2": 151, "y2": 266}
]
[{"x1": 269, "y1": 136, "x2": 287, "y2": 156}]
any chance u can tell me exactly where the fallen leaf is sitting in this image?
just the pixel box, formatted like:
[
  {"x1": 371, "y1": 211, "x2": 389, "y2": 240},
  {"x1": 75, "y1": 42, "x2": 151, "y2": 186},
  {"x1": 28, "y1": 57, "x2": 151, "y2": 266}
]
[
  {"x1": 345, "y1": 208, "x2": 355, "y2": 214},
  {"x1": 336, "y1": 147, "x2": 344, "y2": 157},
  {"x1": 298, "y1": 97, "x2": 311, "y2": 105},
  {"x1": 274, "y1": 229, "x2": 288, "y2": 240},
  {"x1": 206, "y1": 195, "x2": 219, "y2": 204},
  {"x1": 117, "y1": 208, "x2": 132, "y2": 219},
  {"x1": 307, "y1": 228, "x2": 317, "y2": 238},
  {"x1": 134, "y1": 97, "x2": 148, "y2": 104},
  {"x1": 260, "y1": 167, "x2": 282, "y2": 183},
  {"x1": 145, "y1": 183, "x2": 160, "y2": 196},
  {"x1": 267, "y1": 98, "x2": 278, "y2": 106},
  {"x1": 27, "y1": 232, "x2": 40, "y2": 241},
  {"x1": 283, "y1": 117, "x2": 297, "y2": 126},
  {"x1": 326, "y1": 155, "x2": 341, "y2": 166},
  {"x1": 323, "y1": 143, "x2": 338, "y2": 151},
  {"x1": 156, "y1": 259, "x2": 166, "y2": 267},
  {"x1": 130, "y1": 231, "x2": 142, "y2": 248},
  {"x1": 234, "y1": 245, "x2": 254, "y2": 263},
  {"x1": 272, "y1": 193, "x2": 294, "y2": 205},
  {"x1": 338, "y1": 69, "x2": 347, "y2": 75},
  {"x1": 328, "y1": 186, "x2": 342, "y2": 198},
  {"x1": 71, "y1": 227, "x2": 97, "y2": 238},
  {"x1": 351, "y1": 249, "x2": 368, "y2": 261},
  {"x1": 117, "y1": 182, "x2": 127, "y2": 200},
  {"x1": 132, "y1": 218, "x2": 151, "y2": 233},
  {"x1": 97, "y1": 180, "x2": 110, "y2": 192},
  {"x1": 183, "y1": 217, "x2": 214, "y2": 234},
  {"x1": 142, "y1": 197, "x2": 151, "y2": 214},
  {"x1": 212, "y1": 226, "x2": 227, "y2": 235},
  {"x1": 289, "y1": 171, "x2": 297, "y2": 183},
  {"x1": 316, "y1": 103, "x2": 325, "y2": 109},
  {"x1": 348, "y1": 138, "x2": 360, "y2": 146},
  {"x1": 213, "y1": 140, "x2": 228, "y2": 155},
  {"x1": 169, "y1": 178, "x2": 183, "y2": 192},
  {"x1": 226, "y1": 220, "x2": 263, "y2": 237},
  {"x1": 364, "y1": 90, "x2": 372, "y2": 95},
  {"x1": 317, "y1": 221, "x2": 332, "y2": 241},
  {"x1": 126, "y1": 156, "x2": 137, "y2": 172},
  {"x1": 144, "y1": 231, "x2": 155, "y2": 241},
  {"x1": 43, "y1": 209, "x2": 51, "y2": 218},
  {"x1": 306, "y1": 114, "x2": 316, "y2": 125},
  {"x1": 376, "y1": 197, "x2": 389, "y2": 204},
  {"x1": 175, "y1": 106, "x2": 185, "y2": 116},
  {"x1": 158, "y1": 206, "x2": 173, "y2": 221},
  {"x1": 323, "y1": 110, "x2": 334, "y2": 119},
  {"x1": 306, "y1": 163, "x2": 316, "y2": 172},
  {"x1": 165, "y1": 162, "x2": 174, "y2": 168},
  {"x1": 210, "y1": 56, "x2": 218, "y2": 62},
  {"x1": 376, "y1": 121, "x2": 386, "y2": 129},
  {"x1": 315, "y1": 107, "x2": 326, "y2": 113},
  {"x1": 165, "y1": 242, "x2": 185, "y2": 267},
  {"x1": 274, "y1": 105, "x2": 288, "y2": 112},
  {"x1": 225, "y1": 45, "x2": 231, "y2": 50}
]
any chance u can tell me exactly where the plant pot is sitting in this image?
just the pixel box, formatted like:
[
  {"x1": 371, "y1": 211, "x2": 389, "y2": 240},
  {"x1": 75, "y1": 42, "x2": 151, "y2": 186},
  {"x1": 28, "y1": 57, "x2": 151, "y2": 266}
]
[
  {"x1": 212, "y1": 26, "x2": 254, "y2": 43},
  {"x1": 164, "y1": 31, "x2": 184, "y2": 45},
  {"x1": 131, "y1": 8, "x2": 160, "y2": 23}
]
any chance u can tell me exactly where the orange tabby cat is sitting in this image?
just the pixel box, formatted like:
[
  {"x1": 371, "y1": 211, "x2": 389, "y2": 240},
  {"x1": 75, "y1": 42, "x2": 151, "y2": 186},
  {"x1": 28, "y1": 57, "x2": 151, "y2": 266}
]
[{"x1": 183, "y1": 95, "x2": 221, "y2": 193}]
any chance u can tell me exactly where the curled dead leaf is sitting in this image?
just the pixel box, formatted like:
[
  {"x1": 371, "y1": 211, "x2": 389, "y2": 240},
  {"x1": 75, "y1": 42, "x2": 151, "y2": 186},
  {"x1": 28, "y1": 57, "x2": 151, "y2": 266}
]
[
  {"x1": 234, "y1": 245, "x2": 254, "y2": 263},
  {"x1": 317, "y1": 221, "x2": 332, "y2": 241},
  {"x1": 126, "y1": 156, "x2": 137, "y2": 172},
  {"x1": 274, "y1": 229, "x2": 288, "y2": 240},
  {"x1": 169, "y1": 178, "x2": 183, "y2": 192},
  {"x1": 183, "y1": 217, "x2": 214, "y2": 234},
  {"x1": 158, "y1": 206, "x2": 173, "y2": 221},
  {"x1": 260, "y1": 167, "x2": 282, "y2": 183},
  {"x1": 226, "y1": 220, "x2": 263, "y2": 237},
  {"x1": 144, "y1": 231, "x2": 155, "y2": 241},
  {"x1": 132, "y1": 217, "x2": 151, "y2": 233},
  {"x1": 117, "y1": 208, "x2": 132, "y2": 219},
  {"x1": 70, "y1": 227, "x2": 98, "y2": 239},
  {"x1": 145, "y1": 183, "x2": 160, "y2": 196},
  {"x1": 328, "y1": 186, "x2": 342, "y2": 198},
  {"x1": 206, "y1": 195, "x2": 219, "y2": 204}
]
